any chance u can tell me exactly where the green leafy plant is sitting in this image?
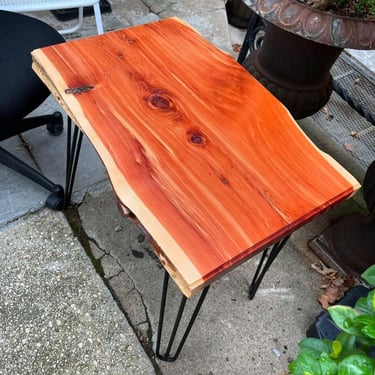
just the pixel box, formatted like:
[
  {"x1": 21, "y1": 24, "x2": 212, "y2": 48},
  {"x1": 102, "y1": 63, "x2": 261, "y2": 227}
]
[
  {"x1": 303, "y1": 0, "x2": 375, "y2": 19},
  {"x1": 288, "y1": 264, "x2": 375, "y2": 375},
  {"x1": 354, "y1": 0, "x2": 375, "y2": 18}
]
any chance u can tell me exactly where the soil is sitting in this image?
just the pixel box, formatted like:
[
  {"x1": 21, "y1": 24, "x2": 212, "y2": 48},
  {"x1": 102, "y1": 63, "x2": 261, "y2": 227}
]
[{"x1": 300, "y1": 0, "x2": 375, "y2": 20}]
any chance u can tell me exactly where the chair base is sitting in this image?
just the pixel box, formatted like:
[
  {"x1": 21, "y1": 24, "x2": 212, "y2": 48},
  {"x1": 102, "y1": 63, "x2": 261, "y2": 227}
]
[
  {"x1": 0, "y1": 146, "x2": 64, "y2": 210},
  {"x1": 0, "y1": 112, "x2": 65, "y2": 210}
]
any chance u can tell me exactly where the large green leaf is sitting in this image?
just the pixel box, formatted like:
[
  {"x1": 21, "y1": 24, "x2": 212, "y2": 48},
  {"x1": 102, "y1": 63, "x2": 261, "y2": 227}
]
[
  {"x1": 336, "y1": 333, "x2": 367, "y2": 358},
  {"x1": 299, "y1": 337, "x2": 331, "y2": 356},
  {"x1": 319, "y1": 352, "x2": 338, "y2": 374},
  {"x1": 336, "y1": 332, "x2": 357, "y2": 354},
  {"x1": 328, "y1": 306, "x2": 362, "y2": 335},
  {"x1": 362, "y1": 265, "x2": 375, "y2": 287},
  {"x1": 288, "y1": 352, "x2": 323, "y2": 375},
  {"x1": 355, "y1": 296, "x2": 374, "y2": 315},
  {"x1": 337, "y1": 354, "x2": 375, "y2": 375},
  {"x1": 366, "y1": 290, "x2": 375, "y2": 312},
  {"x1": 353, "y1": 315, "x2": 375, "y2": 326},
  {"x1": 361, "y1": 324, "x2": 375, "y2": 339},
  {"x1": 354, "y1": 290, "x2": 375, "y2": 315}
]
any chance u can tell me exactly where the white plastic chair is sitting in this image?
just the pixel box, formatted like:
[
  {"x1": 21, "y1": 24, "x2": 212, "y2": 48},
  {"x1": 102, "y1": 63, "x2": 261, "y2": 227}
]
[{"x1": 0, "y1": 0, "x2": 104, "y2": 34}]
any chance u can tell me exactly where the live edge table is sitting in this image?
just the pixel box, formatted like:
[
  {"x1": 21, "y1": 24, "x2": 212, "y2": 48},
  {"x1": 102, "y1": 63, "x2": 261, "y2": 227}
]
[{"x1": 32, "y1": 17, "x2": 360, "y2": 361}]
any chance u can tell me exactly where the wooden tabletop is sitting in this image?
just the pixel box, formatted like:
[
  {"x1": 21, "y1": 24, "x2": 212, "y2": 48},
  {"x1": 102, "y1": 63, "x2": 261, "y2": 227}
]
[{"x1": 32, "y1": 18, "x2": 360, "y2": 297}]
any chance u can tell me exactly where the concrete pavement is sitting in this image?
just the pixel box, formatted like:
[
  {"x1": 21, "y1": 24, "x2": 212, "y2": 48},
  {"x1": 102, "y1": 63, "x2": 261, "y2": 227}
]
[
  {"x1": 0, "y1": 1, "x2": 374, "y2": 374},
  {"x1": 0, "y1": 209, "x2": 156, "y2": 374}
]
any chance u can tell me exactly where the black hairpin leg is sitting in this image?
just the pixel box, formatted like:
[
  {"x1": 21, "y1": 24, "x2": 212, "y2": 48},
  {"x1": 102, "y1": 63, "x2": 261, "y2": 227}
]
[
  {"x1": 155, "y1": 270, "x2": 210, "y2": 362},
  {"x1": 237, "y1": 12, "x2": 267, "y2": 64},
  {"x1": 63, "y1": 117, "x2": 83, "y2": 209},
  {"x1": 248, "y1": 236, "x2": 290, "y2": 299}
]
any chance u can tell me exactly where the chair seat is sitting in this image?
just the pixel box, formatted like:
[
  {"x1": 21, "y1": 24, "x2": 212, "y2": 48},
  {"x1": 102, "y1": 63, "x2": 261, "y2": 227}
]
[{"x1": 0, "y1": 10, "x2": 64, "y2": 128}]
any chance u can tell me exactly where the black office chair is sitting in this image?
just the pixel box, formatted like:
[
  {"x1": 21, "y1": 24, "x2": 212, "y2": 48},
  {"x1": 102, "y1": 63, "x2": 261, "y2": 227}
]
[{"x1": 0, "y1": 10, "x2": 66, "y2": 210}]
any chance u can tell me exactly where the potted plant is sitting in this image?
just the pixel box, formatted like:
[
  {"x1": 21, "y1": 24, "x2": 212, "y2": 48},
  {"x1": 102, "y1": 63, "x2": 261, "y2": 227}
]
[
  {"x1": 288, "y1": 264, "x2": 375, "y2": 375},
  {"x1": 240, "y1": 0, "x2": 375, "y2": 119}
]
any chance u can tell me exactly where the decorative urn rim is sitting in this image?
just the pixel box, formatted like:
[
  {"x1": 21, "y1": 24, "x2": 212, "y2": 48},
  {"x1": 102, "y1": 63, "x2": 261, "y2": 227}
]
[{"x1": 242, "y1": 0, "x2": 375, "y2": 49}]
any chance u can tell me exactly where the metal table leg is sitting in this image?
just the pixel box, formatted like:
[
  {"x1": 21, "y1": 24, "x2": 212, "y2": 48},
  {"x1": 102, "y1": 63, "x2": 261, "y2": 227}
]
[
  {"x1": 155, "y1": 236, "x2": 290, "y2": 360},
  {"x1": 63, "y1": 117, "x2": 84, "y2": 209},
  {"x1": 237, "y1": 12, "x2": 266, "y2": 64},
  {"x1": 248, "y1": 236, "x2": 290, "y2": 299},
  {"x1": 155, "y1": 270, "x2": 210, "y2": 362}
]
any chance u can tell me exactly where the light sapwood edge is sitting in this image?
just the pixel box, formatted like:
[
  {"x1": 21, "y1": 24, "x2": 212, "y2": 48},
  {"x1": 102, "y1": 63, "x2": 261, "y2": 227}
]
[
  {"x1": 152, "y1": 249, "x2": 203, "y2": 298},
  {"x1": 32, "y1": 60, "x2": 79, "y2": 127},
  {"x1": 119, "y1": 202, "x2": 203, "y2": 297}
]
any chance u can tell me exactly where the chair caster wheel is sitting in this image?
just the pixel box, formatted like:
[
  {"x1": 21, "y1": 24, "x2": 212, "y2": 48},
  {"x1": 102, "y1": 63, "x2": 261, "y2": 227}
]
[
  {"x1": 46, "y1": 192, "x2": 64, "y2": 211},
  {"x1": 46, "y1": 111, "x2": 64, "y2": 136},
  {"x1": 45, "y1": 184, "x2": 64, "y2": 210}
]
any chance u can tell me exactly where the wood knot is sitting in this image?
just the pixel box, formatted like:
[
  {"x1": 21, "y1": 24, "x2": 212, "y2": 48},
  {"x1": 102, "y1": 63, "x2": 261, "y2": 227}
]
[
  {"x1": 187, "y1": 129, "x2": 208, "y2": 147},
  {"x1": 219, "y1": 175, "x2": 229, "y2": 185},
  {"x1": 191, "y1": 134, "x2": 203, "y2": 144},
  {"x1": 148, "y1": 94, "x2": 173, "y2": 111}
]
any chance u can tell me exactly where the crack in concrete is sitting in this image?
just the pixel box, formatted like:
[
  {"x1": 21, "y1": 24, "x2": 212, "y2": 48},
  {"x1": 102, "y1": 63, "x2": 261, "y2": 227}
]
[
  {"x1": 83, "y1": 235, "x2": 154, "y2": 343},
  {"x1": 112, "y1": 268, "x2": 154, "y2": 345},
  {"x1": 86, "y1": 234, "x2": 108, "y2": 255},
  {"x1": 106, "y1": 268, "x2": 123, "y2": 280},
  {"x1": 108, "y1": 268, "x2": 156, "y2": 368},
  {"x1": 64, "y1": 207, "x2": 105, "y2": 277},
  {"x1": 64, "y1": 206, "x2": 161, "y2": 373},
  {"x1": 140, "y1": 0, "x2": 178, "y2": 16}
]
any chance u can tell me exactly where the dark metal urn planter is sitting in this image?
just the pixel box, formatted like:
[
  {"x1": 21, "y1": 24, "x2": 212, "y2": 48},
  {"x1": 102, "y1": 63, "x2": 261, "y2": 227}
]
[
  {"x1": 241, "y1": 0, "x2": 375, "y2": 119},
  {"x1": 313, "y1": 161, "x2": 375, "y2": 276}
]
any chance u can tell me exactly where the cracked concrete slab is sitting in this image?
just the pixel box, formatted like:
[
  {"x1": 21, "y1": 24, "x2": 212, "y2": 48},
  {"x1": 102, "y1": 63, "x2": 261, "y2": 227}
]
[
  {"x1": 77, "y1": 186, "x2": 163, "y2": 348},
  {"x1": 0, "y1": 209, "x2": 156, "y2": 375},
  {"x1": 109, "y1": 0, "x2": 159, "y2": 27},
  {"x1": 142, "y1": 0, "x2": 232, "y2": 53},
  {"x1": 109, "y1": 272, "x2": 151, "y2": 338}
]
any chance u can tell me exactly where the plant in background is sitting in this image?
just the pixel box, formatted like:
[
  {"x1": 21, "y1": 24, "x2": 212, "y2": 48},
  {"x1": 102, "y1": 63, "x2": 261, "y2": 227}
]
[
  {"x1": 288, "y1": 264, "x2": 375, "y2": 375},
  {"x1": 303, "y1": 0, "x2": 375, "y2": 19}
]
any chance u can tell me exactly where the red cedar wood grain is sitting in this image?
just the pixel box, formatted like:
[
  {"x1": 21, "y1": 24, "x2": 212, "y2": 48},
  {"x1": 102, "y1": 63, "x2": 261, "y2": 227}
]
[{"x1": 32, "y1": 17, "x2": 360, "y2": 297}]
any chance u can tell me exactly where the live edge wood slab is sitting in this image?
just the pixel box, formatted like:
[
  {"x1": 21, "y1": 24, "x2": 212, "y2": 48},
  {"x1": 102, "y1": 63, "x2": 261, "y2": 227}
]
[{"x1": 32, "y1": 17, "x2": 360, "y2": 297}]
